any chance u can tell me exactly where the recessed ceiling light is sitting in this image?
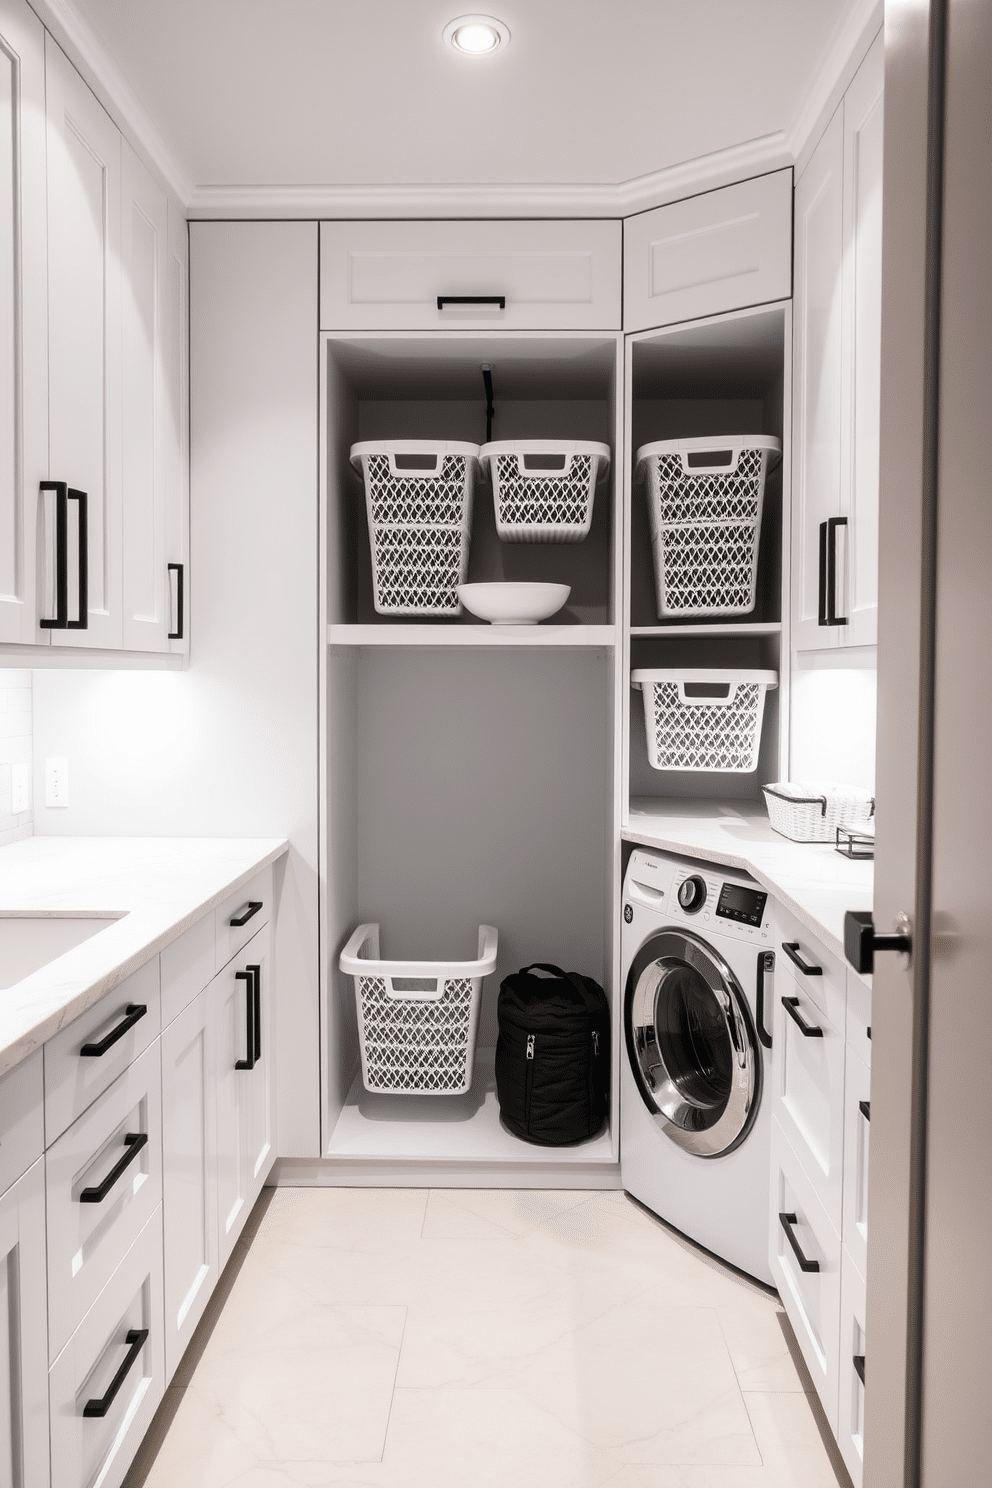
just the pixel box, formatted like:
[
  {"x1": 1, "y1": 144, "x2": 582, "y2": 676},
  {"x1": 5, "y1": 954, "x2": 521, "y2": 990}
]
[{"x1": 443, "y1": 14, "x2": 510, "y2": 56}]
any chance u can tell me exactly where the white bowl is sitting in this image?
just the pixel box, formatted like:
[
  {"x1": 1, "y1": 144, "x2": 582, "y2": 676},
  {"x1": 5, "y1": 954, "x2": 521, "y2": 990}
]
[{"x1": 456, "y1": 582, "x2": 571, "y2": 625}]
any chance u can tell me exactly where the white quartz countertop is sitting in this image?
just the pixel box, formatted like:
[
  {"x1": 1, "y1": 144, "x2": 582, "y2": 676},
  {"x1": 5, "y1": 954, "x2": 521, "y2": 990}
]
[
  {"x1": 625, "y1": 799, "x2": 873, "y2": 965},
  {"x1": 0, "y1": 836, "x2": 288, "y2": 1077}
]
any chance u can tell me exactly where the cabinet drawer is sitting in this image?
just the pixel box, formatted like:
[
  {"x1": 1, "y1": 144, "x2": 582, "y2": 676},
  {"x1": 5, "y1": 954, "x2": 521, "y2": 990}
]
[
  {"x1": 215, "y1": 864, "x2": 272, "y2": 972},
  {"x1": 46, "y1": 1040, "x2": 163, "y2": 1361},
  {"x1": 623, "y1": 169, "x2": 792, "y2": 331},
  {"x1": 773, "y1": 974, "x2": 846, "y2": 1229},
  {"x1": 775, "y1": 903, "x2": 847, "y2": 1032},
  {"x1": 49, "y1": 1207, "x2": 164, "y2": 1488},
  {"x1": 0, "y1": 1048, "x2": 44, "y2": 1197},
  {"x1": 847, "y1": 966, "x2": 872, "y2": 1067},
  {"x1": 44, "y1": 958, "x2": 161, "y2": 1144},
  {"x1": 0, "y1": 1157, "x2": 50, "y2": 1488},
  {"x1": 161, "y1": 912, "x2": 215, "y2": 1027},
  {"x1": 319, "y1": 219, "x2": 622, "y2": 331},
  {"x1": 837, "y1": 1245, "x2": 867, "y2": 1488},
  {"x1": 769, "y1": 1118, "x2": 841, "y2": 1429},
  {"x1": 842, "y1": 1044, "x2": 871, "y2": 1280}
]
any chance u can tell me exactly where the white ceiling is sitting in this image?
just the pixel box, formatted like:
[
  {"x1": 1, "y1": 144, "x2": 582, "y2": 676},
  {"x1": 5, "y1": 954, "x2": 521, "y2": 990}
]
[{"x1": 69, "y1": 0, "x2": 859, "y2": 199}]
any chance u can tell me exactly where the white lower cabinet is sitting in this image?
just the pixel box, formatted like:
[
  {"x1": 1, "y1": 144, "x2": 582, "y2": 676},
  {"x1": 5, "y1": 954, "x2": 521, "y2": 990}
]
[
  {"x1": 769, "y1": 1117, "x2": 842, "y2": 1429},
  {"x1": 49, "y1": 1206, "x2": 164, "y2": 1488},
  {"x1": 773, "y1": 967, "x2": 847, "y2": 1231},
  {"x1": 0, "y1": 1157, "x2": 50, "y2": 1488},
  {"x1": 837, "y1": 1245, "x2": 867, "y2": 1488},
  {"x1": 46, "y1": 1039, "x2": 163, "y2": 1360},
  {"x1": 214, "y1": 922, "x2": 274, "y2": 1270},
  {"x1": 161, "y1": 986, "x2": 218, "y2": 1381}
]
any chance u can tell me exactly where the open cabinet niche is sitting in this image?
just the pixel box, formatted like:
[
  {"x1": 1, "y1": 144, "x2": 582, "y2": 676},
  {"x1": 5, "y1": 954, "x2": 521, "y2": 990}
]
[
  {"x1": 322, "y1": 644, "x2": 616, "y2": 1168},
  {"x1": 622, "y1": 303, "x2": 791, "y2": 825},
  {"x1": 324, "y1": 333, "x2": 621, "y2": 629}
]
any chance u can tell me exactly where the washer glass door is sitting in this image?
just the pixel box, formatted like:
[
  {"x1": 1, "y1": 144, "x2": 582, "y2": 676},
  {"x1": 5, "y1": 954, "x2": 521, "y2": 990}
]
[{"x1": 625, "y1": 929, "x2": 760, "y2": 1157}]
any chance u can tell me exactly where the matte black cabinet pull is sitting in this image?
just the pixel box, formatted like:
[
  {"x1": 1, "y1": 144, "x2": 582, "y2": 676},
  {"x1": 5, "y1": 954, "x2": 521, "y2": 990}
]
[
  {"x1": 229, "y1": 900, "x2": 262, "y2": 928},
  {"x1": 437, "y1": 295, "x2": 506, "y2": 309},
  {"x1": 853, "y1": 1354, "x2": 866, "y2": 1385},
  {"x1": 781, "y1": 941, "x2": 823, "y2": 976},
  {"x1": 755, "y1": 951, "x2": 774, "y2": 1049},
  {"x1": 82, "y1": 1328, "x2": 148, "y2": 1417},
  {"x1": 80, "y1": 1004, "x2": 147, "y2": 1058},
  {"x1": 79, "y1": 1132, "x2": 148, "y2": 1203},
  {"x1": 40, "y1": 482, "x2": 88, "y2": 630},
  {"x1": 779, "y1": 1211, "x2": 820, "y2": 1272},
  {"x1": 817, "y1": 515, "x2": 848, "y2": 626},
  {"x1": 782, "y1": 996, "x2": 824, "y2": 1038},
  {"x1": 167, "y1": 562, "x2": 184, "y2": 640},
  {"x1": 247, "y1": 964, "x2": 262, "y2": 1061},
  {"x1": 235, "y1": 969, "x2": 255, "y2": 1070},
  {"x1": 859, "y1": 1099, "x2": 871, "y2": 1122}
]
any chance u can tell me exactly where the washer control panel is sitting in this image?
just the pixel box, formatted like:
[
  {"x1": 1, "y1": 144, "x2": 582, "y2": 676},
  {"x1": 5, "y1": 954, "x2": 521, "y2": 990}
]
[
  {"x1": 624, "y1": 848, "x2": 773, "y2": 943},
  {"x1": 715, "y1": 882, "x2": 768, "y2": 927}
]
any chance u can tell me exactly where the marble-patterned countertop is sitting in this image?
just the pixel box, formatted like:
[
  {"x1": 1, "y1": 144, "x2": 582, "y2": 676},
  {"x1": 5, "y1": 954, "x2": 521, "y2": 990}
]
[
  {"x1": 625, "y1": 798, "x2": 873, "y2": 966},
  {"x1": 0, "y1": 836, "x2": 288, "y2": 1077}
]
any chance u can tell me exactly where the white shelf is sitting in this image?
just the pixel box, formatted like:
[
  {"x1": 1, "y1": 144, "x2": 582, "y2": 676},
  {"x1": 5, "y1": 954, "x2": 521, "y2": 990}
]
[
  {"x1": 326, "y1": 1049, "x2": 615, "y2": 1164},
  {"x1": 328, "y1": 623, "x2": 615, "y2": 647},
  {"x1": 630, "y1": 623, "x2": 782, "y2": 637}
]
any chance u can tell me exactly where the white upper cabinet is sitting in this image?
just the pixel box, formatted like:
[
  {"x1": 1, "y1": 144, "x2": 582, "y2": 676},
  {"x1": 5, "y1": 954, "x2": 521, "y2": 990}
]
[
  {"x1": 623, "y1": 169, "x2": 793, "y2": 332},
  {"x1": 320, "y1": 218, "x2": 622, "y2": 330},
  {"x1": 0, "y1": 0, "x2": 47, "y2": 646},
  {"x1": 792, "y1": 34, "x2": 883, "y2": 655},
  {"x1": 45, "y1": 35, "x2": 123, "y2": 649}
]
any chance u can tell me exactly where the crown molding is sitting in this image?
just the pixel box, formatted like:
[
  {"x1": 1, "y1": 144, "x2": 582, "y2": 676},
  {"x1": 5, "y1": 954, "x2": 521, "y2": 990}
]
[
  {"x1": 186, "y1": 132, "x2": 792, "y2": 221},
  {"x1": 789, "y1": 0, "x2": 884, "y2": 177},
  {"x1": 29, "y1": 0, "x2": 194, "y2": 204}
]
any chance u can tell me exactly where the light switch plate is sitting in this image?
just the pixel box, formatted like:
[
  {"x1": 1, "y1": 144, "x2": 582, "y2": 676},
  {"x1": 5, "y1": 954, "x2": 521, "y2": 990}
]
[
  {"x1": 45, "y1": 758, "x2": 68, "y2": 808},
  {"x1": 11, "y1": 761, "x2": 30, "y2": 814}
]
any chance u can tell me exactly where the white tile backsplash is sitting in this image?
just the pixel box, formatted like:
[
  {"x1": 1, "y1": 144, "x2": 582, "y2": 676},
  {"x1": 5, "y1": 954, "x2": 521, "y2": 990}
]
[{"x1": 0, "y1": 671, "x2": 33, "y2": 845}]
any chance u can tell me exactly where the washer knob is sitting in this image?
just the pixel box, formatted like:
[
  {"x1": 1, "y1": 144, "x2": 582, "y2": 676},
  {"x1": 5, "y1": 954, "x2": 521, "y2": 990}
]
[{"x1": 677, "y1": 875, "x2": 707, "y2": 913}]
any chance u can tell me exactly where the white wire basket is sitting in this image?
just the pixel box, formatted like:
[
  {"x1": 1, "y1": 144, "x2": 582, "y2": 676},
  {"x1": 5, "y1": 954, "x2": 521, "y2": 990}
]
[
  {"x1": 480, "y1": 440, "x2": 610, "y2": 543},
  {"x1": 635, "y1": 436, "x2": 781, "y2": 617},
  {"x1": 762, "y1": 782, "x2": 876, "y2": 843},
  {"x1": 632, "y1": 669, "x2": 778, "y2": 773},
  {"x1": 339, "y1": 922, "x2": 499, "y2": 1095},
  {"x1": 350, "y1": 441, "x2": 480, "y2": 614}
]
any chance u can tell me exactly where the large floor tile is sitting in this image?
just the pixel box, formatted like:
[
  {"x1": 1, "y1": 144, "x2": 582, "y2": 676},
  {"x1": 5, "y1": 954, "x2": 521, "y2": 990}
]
[
  {"x1": 744, "y1": 1390, "x2": 850, "y2": 1487},
  {"x1": 421, "y1": 1186, "x2": 596, "y2": 1240},
  {"x1": 717, "y1": 1303, "x2": 808, "y2": 1393}
]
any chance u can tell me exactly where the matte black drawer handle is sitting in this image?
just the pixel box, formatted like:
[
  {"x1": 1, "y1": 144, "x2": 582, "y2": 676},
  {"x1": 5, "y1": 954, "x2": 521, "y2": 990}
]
[
  {"x1": 782, "y1": 996, "x2": 824, "y2": 1038},
  {"x1": 248, "y1": 964, "x2": 261, "y2": 1062},
  {"x1": 853, "y1": 1353, "x2": 866, "y2": 1385},
  {"x1": 437, "y1": 295, "x2": 506, "y2": 310},
  {"x1": 229, "y1": 900, "x2": 262, "y2": 928},
  {"x1": 817, "y1": 515, "x2": 848, "y2": 626},
  {"x1": 79, "y1": 1132, "x2": 148, "y2": 1203},
  {"x1": 167, "y1": 562, "x2": 184, "y2": 640},
  {"x1": 235, "y1": 968, "x2": 255, "y2": 1070},
  {"x1": 80, "y1": 1004, "x2": 147, "y2": 1058},
  {"x1": 779, "y1": 1211, "x2": 820, "y2": 1272},
  {"x1": 83, "y1": 1328, "x2": 148, "y2": 1417},
  {"x1": 859, "y1": 1099, "x2": 871, "y2": 1122},
  {"x1": 39, "y1": 482, "x2": 88, "y2": 630},
  {"x1": 781, "y1": 941, "x2": 823, "y2": 976}
]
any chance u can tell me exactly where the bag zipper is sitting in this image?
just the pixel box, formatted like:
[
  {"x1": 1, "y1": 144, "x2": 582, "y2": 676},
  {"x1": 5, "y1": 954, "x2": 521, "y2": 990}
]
[
  {"x1": 587, "y1": 1028, "x2": 601, "y2": 1137},
  {"x1": 524, "y1": 1033, "x2": 535, "y2": 1131}
]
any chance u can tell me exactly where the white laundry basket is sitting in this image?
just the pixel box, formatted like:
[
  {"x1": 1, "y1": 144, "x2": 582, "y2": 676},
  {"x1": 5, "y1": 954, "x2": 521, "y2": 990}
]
[
  {"x1": 635, "y1": 436, "x2": 780, "y2": 617},
  {"x1": 762, "y1": 782, "x2": 876, "y2": 843},
  {"x1": 632, "y1": 669, "x2": 778, "y2": 773},
  {"x1": 480, "y1": 440, "x2": 610, "y2": 543},
  {"x1": 350, "y1": 441, "x2": 480, "y2": 615},
  {"x1": 339, "y1": 923, "x2": 499, "y2": 1095}
]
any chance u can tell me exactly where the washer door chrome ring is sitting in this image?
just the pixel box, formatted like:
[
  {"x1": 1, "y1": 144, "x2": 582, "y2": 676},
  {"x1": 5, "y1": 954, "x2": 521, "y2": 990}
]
[{"x1": 624, "y1": 928, "x2": 761, "y2": 1158}]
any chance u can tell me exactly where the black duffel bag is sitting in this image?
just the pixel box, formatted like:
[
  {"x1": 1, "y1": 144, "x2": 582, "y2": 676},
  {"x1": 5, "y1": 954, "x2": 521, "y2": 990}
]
[{"x1": 495, "y1": 963, "x2": 610, "y2": 1146}]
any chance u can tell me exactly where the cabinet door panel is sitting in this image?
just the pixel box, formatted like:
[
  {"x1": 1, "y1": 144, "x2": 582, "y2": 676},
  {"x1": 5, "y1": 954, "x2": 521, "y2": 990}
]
[
  {"x1": 842, "y1": 34, "x2": 884, "y2": 648},
  {"x1": 165, "y1": 195, "x2": 189, "y2": 653},
  {"x1": 837, "y1": 1245, "x2": 867, "y2": 1488},
  {"x1": 792, "y1": 111, "x2": 844, "y2": 652},
  {"x1": 0, "y1": 0, "x2": 47, "y2": 645},
  {"x1": 121, "y1": 143, "x2": 169, "y2": 653},
  {"x1": 162, "y1": 987, "x2": 217, "y2": 1382},
  {"x1": 0, "y1": 1158, "x2": 49, "y2": 1488},
  {"x1": 842, "y1": 1043, "x2": 871, "y2": 1280},
  {"x1": 45, "y1": 36, "x2": 122, "y2": 649},
  {"x1": 773, "y1": 972, "x2": 846, "y2": 1231}
]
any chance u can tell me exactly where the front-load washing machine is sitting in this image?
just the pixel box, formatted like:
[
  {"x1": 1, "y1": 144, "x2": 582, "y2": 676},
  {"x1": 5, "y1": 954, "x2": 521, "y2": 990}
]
[{"x1": 621, "y1": 846, "x2": 776, "y2": 1284}]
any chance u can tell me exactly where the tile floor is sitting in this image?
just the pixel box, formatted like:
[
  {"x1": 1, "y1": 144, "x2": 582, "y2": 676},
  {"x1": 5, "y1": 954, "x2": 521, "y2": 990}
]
[{"x1": 125, "y1": 1187, "x2": 850, "y2": 1488}]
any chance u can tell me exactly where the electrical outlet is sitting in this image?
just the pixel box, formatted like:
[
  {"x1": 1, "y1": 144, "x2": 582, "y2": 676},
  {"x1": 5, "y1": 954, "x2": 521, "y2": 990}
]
[
  {"x1": 45, "y1": 758, "x2": 68, "y2": 808},
  {"x1": 10, "y1": 762, "x2": 30, "y2": 814}
]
